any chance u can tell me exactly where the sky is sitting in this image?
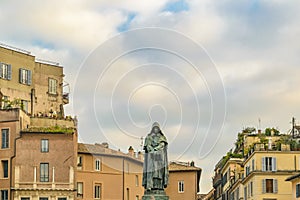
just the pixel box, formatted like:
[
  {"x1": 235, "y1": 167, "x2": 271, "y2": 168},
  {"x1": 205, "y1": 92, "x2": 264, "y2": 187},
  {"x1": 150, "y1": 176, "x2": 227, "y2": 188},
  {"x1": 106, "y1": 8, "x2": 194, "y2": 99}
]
[{"x1": 1, "y1": 0, "x2": 300, "y2": 193}]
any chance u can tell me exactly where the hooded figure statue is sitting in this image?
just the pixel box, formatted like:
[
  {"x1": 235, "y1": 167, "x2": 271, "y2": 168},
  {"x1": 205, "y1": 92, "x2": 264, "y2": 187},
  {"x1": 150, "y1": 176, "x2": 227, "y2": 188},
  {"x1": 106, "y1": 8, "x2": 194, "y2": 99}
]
[{"x1": 142, "y1": 122, "x2": 169, "y2": 190}]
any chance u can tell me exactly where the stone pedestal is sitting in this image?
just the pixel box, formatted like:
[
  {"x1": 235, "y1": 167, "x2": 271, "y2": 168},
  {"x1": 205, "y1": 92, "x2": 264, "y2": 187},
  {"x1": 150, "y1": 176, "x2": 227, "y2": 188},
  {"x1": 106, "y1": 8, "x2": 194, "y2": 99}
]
[{"x1": 142, "y1": 189, "x2": 169, "y2": 200}]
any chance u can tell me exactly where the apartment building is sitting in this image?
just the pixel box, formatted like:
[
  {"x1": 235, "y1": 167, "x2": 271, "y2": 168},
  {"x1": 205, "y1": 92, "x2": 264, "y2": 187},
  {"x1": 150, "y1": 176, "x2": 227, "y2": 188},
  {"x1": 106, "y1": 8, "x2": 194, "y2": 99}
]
[
  {"x1": 286, "y1": 173, "x2": 300, "y2": 200},
  {"x1": 76, "y1": 143, "x2": 144, "y2": 200},
  {"x1": 0, "y1": 43, "x2": 69, "y2": 117},
  {"x1": 165, "y1": 161, "x2": 202, "y2": 200},
  {"x1": 212, "y1": 128, "x2": 300, "y2": 200},
  {"x1": 0, "y1": 43, "x2": 76, "y2": 200}
]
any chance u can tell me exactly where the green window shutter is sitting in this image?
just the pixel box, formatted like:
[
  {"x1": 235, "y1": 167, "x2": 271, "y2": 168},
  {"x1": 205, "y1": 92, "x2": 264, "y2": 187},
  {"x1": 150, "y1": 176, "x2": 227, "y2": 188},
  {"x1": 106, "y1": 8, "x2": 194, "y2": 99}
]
[
  {"x1": 273, "y1": 179, "x2": 278, "y2": 193},
  {"x1": 0, "y1": 63, "x2": 3, "y2": 78},
  {"x1": 7, "y1": 64, "x2": 12, "y2": 80},
  {"x1": 262, "y1": 179, "x2": 266, "y2": 194},
  {"x1": 262, "y1": 157, "x2": 265, "y2": 171},
  {"x1": 19, "y1": 68, "x2": 23, "y2": 83},
  {"x1": 272, "y1": 157, "x2": 277, "y2": 171},
  {"x1": 27, "y1": 70, "x2": 32, "y2": 85}
]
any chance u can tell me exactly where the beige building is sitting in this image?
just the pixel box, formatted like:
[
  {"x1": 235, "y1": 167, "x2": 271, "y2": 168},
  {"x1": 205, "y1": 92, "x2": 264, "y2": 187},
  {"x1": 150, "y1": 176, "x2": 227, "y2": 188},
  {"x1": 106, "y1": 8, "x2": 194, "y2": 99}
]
[
  {"x1": 165, "y1": 161, "x2": 202, "y2": 200},
  {"x1": 76, "y1": 143, "x2": 144, "y2": 200},
  {"x1": 212, "y1": 128, "x2": 300, "y2": 200},
  {"x1": 0, "y1": 43, "x2": 69, "y2": 117},
  {"x1": 286, "y1": 173, "x2": 300, "y2": 200}
]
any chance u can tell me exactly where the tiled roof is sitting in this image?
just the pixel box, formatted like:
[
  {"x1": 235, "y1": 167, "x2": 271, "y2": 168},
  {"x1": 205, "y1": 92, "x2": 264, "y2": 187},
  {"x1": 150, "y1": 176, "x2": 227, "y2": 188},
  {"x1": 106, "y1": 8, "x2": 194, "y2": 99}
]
[
  {"x1": 78, "y1": 143, "x2": 143, "y2": 163},
  {"x1": 169, "y1": 162, "x2": 202, "y2": 172}
]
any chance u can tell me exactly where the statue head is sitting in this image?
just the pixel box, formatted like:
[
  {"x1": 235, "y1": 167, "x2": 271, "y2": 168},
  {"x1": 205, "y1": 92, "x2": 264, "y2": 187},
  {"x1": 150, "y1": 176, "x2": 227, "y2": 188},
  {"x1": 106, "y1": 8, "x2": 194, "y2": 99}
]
[{"x1": 151, "y1": 122, "x2": 161, "y2": 134}]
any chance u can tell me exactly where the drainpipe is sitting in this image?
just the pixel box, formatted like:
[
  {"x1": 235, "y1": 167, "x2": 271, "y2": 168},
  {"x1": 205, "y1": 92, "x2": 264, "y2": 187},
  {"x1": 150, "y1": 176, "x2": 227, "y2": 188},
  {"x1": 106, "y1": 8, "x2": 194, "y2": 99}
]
[
  {"x1": 10, "y1": 123, "x2": 22, "y2": 199},
  {"x1": 123, "y1": 158, "x2": 125, "y2": 200},
  {"x1": 30, "y1": 88, "x2": 35, "y2": 115}
]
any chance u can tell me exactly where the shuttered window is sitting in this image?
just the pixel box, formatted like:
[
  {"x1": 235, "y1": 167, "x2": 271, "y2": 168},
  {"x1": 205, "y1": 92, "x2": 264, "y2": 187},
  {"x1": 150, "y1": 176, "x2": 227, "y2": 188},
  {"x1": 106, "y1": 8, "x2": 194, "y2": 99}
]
[
  {"x1": 262, "y1": 179, "x2": 278, "y2": 194},
  {"x1": 0, "y1": 63, "x2": 12, "y2": 80},
  {"x1": 262, "y1": 157, "x2": 276, "y2": 171},
  {"x1": 19, "y1": 68, "x2": 32, "y2": 85}
]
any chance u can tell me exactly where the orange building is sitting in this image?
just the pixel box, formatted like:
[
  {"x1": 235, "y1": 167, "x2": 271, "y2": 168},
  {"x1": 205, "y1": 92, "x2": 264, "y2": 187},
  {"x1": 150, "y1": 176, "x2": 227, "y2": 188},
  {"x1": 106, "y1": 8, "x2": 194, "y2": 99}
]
[
  {"x1": 76, "y1": 143, "x2": 144, "y2": 200},
  {"x1": 165, "y1": 161, "x2": 202, "y2": 200}
]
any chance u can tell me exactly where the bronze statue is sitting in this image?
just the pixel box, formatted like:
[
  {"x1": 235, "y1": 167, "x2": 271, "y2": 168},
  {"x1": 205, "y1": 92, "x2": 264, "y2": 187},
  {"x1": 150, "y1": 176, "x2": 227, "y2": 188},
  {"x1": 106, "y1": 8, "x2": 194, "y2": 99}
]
[{"x1": 142, "y1": 122, "x2": 169, "y2": 192}]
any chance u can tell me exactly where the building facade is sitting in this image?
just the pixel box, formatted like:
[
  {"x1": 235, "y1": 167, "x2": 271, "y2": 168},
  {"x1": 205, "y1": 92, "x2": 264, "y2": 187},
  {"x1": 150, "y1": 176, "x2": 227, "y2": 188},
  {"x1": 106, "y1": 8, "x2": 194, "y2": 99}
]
[
  {"x1": 0, "y1": 43, "x2": 69, "y2": 117},
  {"x1": 76, "y1": 143, "x2": 144, "y2": 200},
  {"x1": 212, "y1": 128, "x2": 300, "y2": 200},
  {"x1": 286, "y1": 173, "x2": 300, "y2": 200},
  {"x1": 165, "y1": 161, "x2": 202, "y2": 200},
  {"x1": 0, "y1": 43, "x2": 76, "y2": 200}
]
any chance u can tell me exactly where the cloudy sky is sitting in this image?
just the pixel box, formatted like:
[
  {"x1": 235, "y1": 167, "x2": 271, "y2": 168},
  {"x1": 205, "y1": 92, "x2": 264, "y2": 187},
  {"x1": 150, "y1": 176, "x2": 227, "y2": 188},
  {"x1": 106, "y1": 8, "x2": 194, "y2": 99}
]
[{"x1": 1, "y1": 0, "x2": 300, "y2": 193}]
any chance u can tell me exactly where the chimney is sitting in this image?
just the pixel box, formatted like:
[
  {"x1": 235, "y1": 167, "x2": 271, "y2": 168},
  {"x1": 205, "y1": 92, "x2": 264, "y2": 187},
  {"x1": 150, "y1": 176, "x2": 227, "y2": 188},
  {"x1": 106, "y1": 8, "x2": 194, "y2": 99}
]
[
  {"x1": 128, "y1": 146, "x2": 134, "y2": 157},
  {"x1": 191, "y1": 161, "x2": 195, "y2": 167},
  {"x1": 138, "y1": 151, "x2": 144, "y2": 161},
  {"x1": 102, "y1": 142, "x2": 109, "y2": 148}
]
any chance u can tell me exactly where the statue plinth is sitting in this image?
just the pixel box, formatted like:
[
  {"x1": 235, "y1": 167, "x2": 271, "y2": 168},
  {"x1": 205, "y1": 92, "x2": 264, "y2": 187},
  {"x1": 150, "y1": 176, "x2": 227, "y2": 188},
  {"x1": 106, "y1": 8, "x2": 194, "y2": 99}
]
[{"x1": 142, "y1": 190, "x2": 169, "y2": 200}]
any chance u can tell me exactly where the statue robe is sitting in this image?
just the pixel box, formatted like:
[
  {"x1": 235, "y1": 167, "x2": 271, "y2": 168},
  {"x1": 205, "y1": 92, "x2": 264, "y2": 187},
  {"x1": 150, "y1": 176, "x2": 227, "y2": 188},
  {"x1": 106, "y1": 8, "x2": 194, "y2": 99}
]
[{"x1": 142, "y1": 132, "x2": 169, "y2": 190}]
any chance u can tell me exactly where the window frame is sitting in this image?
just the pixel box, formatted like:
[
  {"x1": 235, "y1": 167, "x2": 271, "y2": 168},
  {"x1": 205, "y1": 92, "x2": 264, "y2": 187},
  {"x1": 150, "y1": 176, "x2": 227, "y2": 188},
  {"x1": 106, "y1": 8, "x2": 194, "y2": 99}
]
[
  {"x1": 40, "y1": 163, "x2": 49, "y2": 182},
  {"x1": 1, "y1": 160, "x2": 8, "y2": 178},
  {"x1": 94, "y1": 184, "x2": 101, "y2": 199},
  {"x1": 262, "y1": 157, "x2": 276, "y2": 172},
  {"x1": 296, "y1": 183, "x2": 300, "y2": 198},
  {"x1": 1, "y1": 190, "x2": 8, "y2": 200},
  {"x1": 95, "y1": 159, "x2": 101, "y2": 171},
  {"x1": 19, "y1": 68, "x2": 32, "y2": 85},
  {"x1": 41, "y1": 139, "x2": 49, "y2": 153},
  {"x1": 48, "y1": 78, "x2": 58, "y2": 95},
  {"x1": 1, "y1": 128, "x2": 9, "y2": 149},
  {"x1": 0, "y1": 63, "x2": 12, "y2": 80},
  {"x1": 77, "y1": 182, "x2": 83, "y2": 198},
  {"x1": 262, "y1": 179, "x2": 278, "y2": 194},
  {"x1": 178, "y1": 180, "x2": 184, "y2": 193},
  {"x1": 135, "y1": 174, "x2": 139, "y2": 187}
]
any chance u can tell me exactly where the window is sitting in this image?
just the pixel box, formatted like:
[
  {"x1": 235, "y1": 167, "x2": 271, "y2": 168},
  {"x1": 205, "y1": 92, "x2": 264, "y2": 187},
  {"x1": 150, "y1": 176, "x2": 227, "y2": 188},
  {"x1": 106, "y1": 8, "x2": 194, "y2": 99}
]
[
  {"x1": 19, "y1": 68, "x2": 32, "y2": 85},
  {"x1": 40, "y1": 163, "x2": 49, "y2": 182},
  {"x1": 95, "y1": 159, "x2": 101, "y2": 171},
  {"x1": 223, "y1": 172, "x2": 228, "y2": 185},
  {"x1": 0, "y1": 63, "x2": 12, "y2": 80},
  {"x1": 262, "y1": 179, "x2": 278, "y2": 194},
  {"x1": 39, "y1": 198, "x2": 48, "y2": 200},
  {"x1": 1, "y1": 190, "x2": 8, "y2": 200},
  {"x1": 94, "y1": 184, "x2": 101, "y2": 199},
  {"x1": 41, "y1": 139, "x2": 49, "y2": 153},
  {"x1": 1, "y1": 129, "x2": 9, "y2": 149},
  {"x1": 77, "y1": 182, "x2": 83, "y2": 198},
  {"x1": 1, "y1": 160, "x2": 8, "y2": 178},
  {"x1": 21, "y1": 198, "x2": 30, "y2": 200},
  {"x1": 245, "y1": 165, "x2": 250, "y2": 176},
  {"x1": 21, "y1": 100, "x2": 28, "y2": 113},
  {"x1": 135, "y1": 175, "x2": 139, "y2": 186},
  {"x1": 244, "y1": 186, "x2": 247, "y2": 200},
  {"x1": 235, "y1": 187, "x2": 239, "y2": 200},
  {"x1": 135, "y1": 195, "x2": 139, "y2": 200},
  {"x1": 178, "y1": 181, "x2": 184, "y2": 193},
  {"x1": 247, "y1": 182, "x2": 253, "y2": 197},
  {"x1": 252, "y1": 159, "x2": 255, "y2": 171},
  {"x1": 77, "y1": 156, "x2": 82, "y2": 167},
  {"x1": 296, "y1": 184, "x2": 300, "y2": 198},
  {"x1": 48, "y1": 78, "x2": 57, "y2": 94},
  {"x1": 57, "y1": 198, "x2": 67, "y2": 200},
  {"x1": 262, "y1": 157, "x2": 276, "y2": 171}
]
